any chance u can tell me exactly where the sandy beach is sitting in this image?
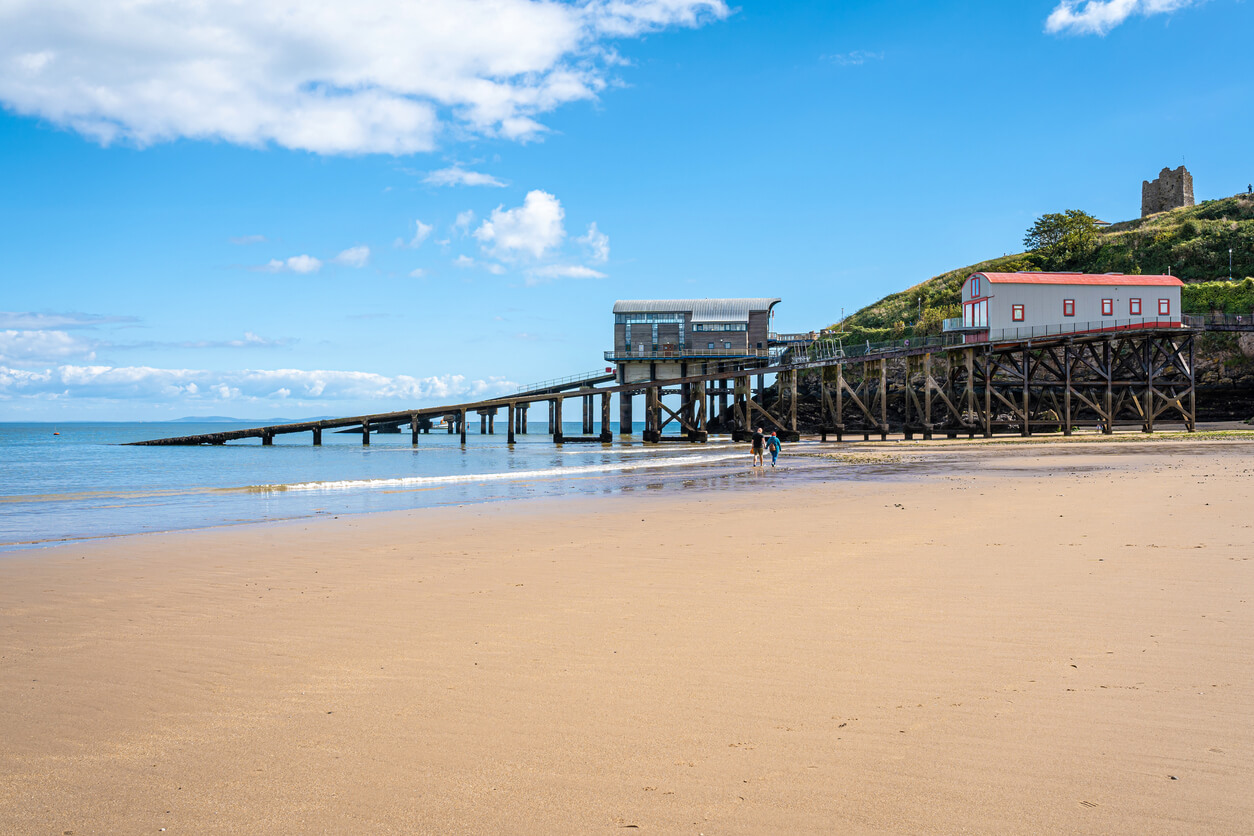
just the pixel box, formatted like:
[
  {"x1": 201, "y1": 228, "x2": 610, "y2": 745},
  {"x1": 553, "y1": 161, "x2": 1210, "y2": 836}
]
[{"x1": 2, "y1": 437, "x2": 1252, "y2": 834}]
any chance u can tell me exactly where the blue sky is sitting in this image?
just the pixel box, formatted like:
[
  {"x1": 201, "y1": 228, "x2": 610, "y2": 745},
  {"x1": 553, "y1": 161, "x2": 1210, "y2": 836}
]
[{"x1": 2, "y1": 0, "x2": 1251, "y2": 420}]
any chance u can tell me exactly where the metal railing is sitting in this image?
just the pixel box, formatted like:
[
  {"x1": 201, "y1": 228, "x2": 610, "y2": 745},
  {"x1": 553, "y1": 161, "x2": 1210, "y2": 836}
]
[
  {"x1": 516, "y1": 369, "x2": 614, "y2": 394},
  {"x1": 604, "y1": 348, "x2": 773, "y2": 361},
  {"x1": 1183, "y1": 313, "x2": 1254, "y2": 330},
  {"x1": 777, "y1": 317, "x2": 1194, "y2": 366},
  {"x1": 979, "y1": 317, "x2": 1183, "y2": 342}
]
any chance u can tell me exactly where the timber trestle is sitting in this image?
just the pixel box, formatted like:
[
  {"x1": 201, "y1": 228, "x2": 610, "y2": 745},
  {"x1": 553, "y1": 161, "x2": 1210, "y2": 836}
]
[{"x1": 131, "y1": 329, "x2": 1198, "y2": 447}]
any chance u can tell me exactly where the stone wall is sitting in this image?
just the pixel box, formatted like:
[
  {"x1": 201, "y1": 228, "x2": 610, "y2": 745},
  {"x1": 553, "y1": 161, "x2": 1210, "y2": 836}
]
[{"x1": 1142, "y1": 165, "x2": 1195, "y2": 217}]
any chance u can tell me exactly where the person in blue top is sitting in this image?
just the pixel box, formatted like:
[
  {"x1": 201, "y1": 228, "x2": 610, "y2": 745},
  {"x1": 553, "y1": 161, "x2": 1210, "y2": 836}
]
[{"x1": 766, "y1": 431, "x2": 782, "y2": 467}]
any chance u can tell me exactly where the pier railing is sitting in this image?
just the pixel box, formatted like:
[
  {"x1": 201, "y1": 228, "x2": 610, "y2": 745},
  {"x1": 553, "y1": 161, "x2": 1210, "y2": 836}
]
[
  {"x1": 516, "y1": 369, "x2": 614, "y2": 394},
  {"x1": 604, "y1": 348, "x2": 773, "y2": 361}
]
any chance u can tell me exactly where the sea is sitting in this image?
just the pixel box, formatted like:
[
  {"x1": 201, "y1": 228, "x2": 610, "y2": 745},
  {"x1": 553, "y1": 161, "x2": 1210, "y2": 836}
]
[{"x1": 0, "y1": 421, "x2": 825, "y2": 550}]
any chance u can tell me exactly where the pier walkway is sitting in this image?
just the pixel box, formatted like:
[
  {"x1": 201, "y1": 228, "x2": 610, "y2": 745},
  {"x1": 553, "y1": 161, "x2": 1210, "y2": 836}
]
[{"x1": 131, "y1": 314, "x2": 1253, "y2": 447}]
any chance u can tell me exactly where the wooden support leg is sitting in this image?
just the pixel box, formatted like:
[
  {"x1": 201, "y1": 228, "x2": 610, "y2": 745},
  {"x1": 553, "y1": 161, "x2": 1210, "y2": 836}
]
[
  {"x1": 1187, "y1": 336, "x2": 1196, "y2": 432},
  {"x1": 1062, "y1": 345, "x2": 1073, "y2": 436},
  {"x1": 789, "y1": 369, "x2": 797, "y2": 433},
  {"x1": 983, "y1": 352, "x2": 993, "y2": 438},
  {"x1": 1103, "y1": 341, "x2": 1113, "y2": 435},
  {"x1": 1021, "y1": 347, "x2": 1031, "y2": 437},
  {"x1": 923, "y1": 353, "x2": 933, "y2": 440},
  {"x1": 879, "y1": 359, "x2": 888, "y2": 440},
  {"x1": 1144, "y1": 339, "x2": 1154, "y2": 433}
]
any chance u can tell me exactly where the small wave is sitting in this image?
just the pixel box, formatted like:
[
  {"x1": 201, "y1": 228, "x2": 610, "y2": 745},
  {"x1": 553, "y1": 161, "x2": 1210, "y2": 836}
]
[{"x1": 241, "y1": 452, "x2": 745, "y2": 493}]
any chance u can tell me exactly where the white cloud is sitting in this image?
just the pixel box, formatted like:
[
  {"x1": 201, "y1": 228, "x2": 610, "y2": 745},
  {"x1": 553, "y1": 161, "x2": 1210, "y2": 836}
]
[
  {"x1": 399, "y1": 219, "x2": 434, "y2": 249},
  {"x1": 0, "y1": 329, "x2": 97, "y2": 363},
  {"x1": 0, "y1": 0, "x2": 729, "y2": 155},
  {"x1": 454, "y1": 210, "x2": 476, "y2": 235},
  {"x1": 332, "y1": 245, "x2": 370, "y2": 268},
  {"x1": 453, "y1": 255, "x2": 477, "y2": 269},
  {"x1": 424, "y1": 166, "x2": 507, "y2": 188},
  {"x1": 409, "y1": 268, "x2": 427, "y2": 279},
  {"x1": 524, "y1": 264, "x2": 607, "y2": 286},
  {"x1": 0, "y1": 363, "x2": 517, "y2": 404},
  {"x1": 577, "y1": 222, "x2": 610, "y2": 263},
  {"x1": 0, "y1": 311, "x2": 138, "y2": 329},
  {"x1": 1045, "y1": 0, "x2": 1195, "y2": 35},
  {"x1": 262, "y1": 255, "x2": 323, "y2": 274},
  {"x1": 825, "y1": 50, "x2": 884, "y2": 66},
  {"x1": 474, "y1": 190, "x2": 566, "y2": 260}
]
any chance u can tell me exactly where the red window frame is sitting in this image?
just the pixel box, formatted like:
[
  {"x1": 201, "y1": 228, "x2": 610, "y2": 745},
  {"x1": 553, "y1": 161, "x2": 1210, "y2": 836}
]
[
  {"x1": 971, "y1": 276, "x2": 981, "y2": 298},
  {"x1": 1062, "y1": 299, "x2": 1075, "y2": 317},
  {"x1": 1101, "y1": 298, "x2": 1113, "y2": 316},
  {"x1": 1158, "y1": 298, "x2": 1170, "y2": 316},
  {"x1": 1011, "y1": 304, "x2": 1025, "y2": 322},
  {"x1": 1130, "y1": 298, "x2": 1141, "y2": 316}
]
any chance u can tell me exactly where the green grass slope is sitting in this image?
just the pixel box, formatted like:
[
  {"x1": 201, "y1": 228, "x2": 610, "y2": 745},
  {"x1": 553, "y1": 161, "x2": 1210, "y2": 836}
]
[{"x1": 833, "y1": 193, "x2": 1254, "y2": 344}]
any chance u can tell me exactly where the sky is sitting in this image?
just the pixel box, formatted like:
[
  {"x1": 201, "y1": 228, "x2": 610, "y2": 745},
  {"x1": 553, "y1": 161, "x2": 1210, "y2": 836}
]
[{"x1": 1, "y1": 0, "x2": 1251, "y2": 420}]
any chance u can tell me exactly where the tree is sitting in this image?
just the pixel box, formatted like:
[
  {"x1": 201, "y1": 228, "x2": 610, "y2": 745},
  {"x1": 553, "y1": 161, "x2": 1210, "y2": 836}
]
[{"x1": 1023, "y1": 209, "x2": 1099, "y2": 270}]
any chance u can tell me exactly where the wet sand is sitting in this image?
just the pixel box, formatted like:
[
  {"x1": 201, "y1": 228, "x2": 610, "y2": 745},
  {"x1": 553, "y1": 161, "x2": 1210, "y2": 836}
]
[{"x1": 2, "y1": 438, "x2": 1252, "y2": 834}]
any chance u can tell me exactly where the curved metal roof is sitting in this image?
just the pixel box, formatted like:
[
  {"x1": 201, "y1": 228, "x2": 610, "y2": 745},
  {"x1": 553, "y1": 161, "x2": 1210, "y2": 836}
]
[{"x1": 613, "y1": 298, "x2": 781, "y2": 322}]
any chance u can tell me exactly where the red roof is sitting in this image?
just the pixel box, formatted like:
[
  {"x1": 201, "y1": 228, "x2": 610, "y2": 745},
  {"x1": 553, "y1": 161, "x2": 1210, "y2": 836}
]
[{"x1": 973, "y1": 272, "x2": 1183, "y2": 287}]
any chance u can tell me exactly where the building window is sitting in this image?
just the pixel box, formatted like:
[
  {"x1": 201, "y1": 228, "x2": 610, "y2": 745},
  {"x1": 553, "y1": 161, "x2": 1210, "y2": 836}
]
[
  {"x1": 1130, "y1": 298, "x2": 1142, "y2": 316},
  {"x1": 1159, "y1": 298, "x2": 1170, "y2": 316},
  {"x1": 1063, "y1": 299, "x2": 1075, "y2": 317},
  {"x1": 707, "y1": 342, "x2": 714, "y2": 349},
  {"x1": 723, "y1": 341, "x2": 732, "y2": 349},
  {"x1": 971, "y1": 276, "x2": 981, "y2": 298},
  {"x1": 1012, "y1": 304, "x2": 1024, "y2": 322},
  {"x1": 1101, "y1": 299, "x2": 1113, "y2": 316}
]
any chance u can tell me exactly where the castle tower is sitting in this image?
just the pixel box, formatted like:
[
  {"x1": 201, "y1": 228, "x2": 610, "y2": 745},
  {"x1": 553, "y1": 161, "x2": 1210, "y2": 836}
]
[{"x1": 1141, "y1": 165, "x2": 1194, "y2": 217}]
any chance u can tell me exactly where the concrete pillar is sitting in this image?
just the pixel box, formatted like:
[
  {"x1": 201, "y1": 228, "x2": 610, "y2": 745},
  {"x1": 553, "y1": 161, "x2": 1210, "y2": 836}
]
[
  {"x1": 547, "y1": 400, "x2": 555, "y2": 434},
  {"x1": 507, "y1": 403, "x2": 516, "y2": 444},
  {"x1": 583, "y1": 395, "x2": 594, "y2": 434},
  {"x1": 410, "y1": 415, "x2": 419, "y2": 445},
  {"x1": 600, "y1": 392, "x2": 612, "y2": 442},
  {"x1": 460, "y1": 409, "x2": 467, "y2": 444},
  {"x1": 619, "y1": 390, "x2": 633, "y2": 435},
  {"x1": 262, "y1": 432, "x2": 273, "y2": 446},
  {"x1": 488, "y1": 412, "x2": 495, "y2": 434},
  {"x1": 553, "y1": 396, "x2": 564, "y2": 443},
  {"x1": 362, "y1": 420, "x2": 370, "y2": 445},
  {"x1": 312, "y1": 427, "x2": 321, "y2": 446}
]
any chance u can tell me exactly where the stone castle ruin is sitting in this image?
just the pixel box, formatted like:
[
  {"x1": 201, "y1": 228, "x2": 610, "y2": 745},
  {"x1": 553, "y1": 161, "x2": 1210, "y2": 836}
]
[{"x1": 1142, "y1": 165, "x2": 1194, "y2": 217}]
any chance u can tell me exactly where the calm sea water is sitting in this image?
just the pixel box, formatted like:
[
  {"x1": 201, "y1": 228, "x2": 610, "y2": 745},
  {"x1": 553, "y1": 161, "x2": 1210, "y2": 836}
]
[{"x1": 0, "y1": 421, "x2": 774, "y2": 549}]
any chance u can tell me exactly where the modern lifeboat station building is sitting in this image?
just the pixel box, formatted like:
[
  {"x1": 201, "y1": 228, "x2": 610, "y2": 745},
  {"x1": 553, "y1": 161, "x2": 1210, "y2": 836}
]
[
  {"x1": 952, "y1": 272, "x2": 1184, "y2": 342},
  {"x1": 607, "y1": 298, "x2": 781, "y2": 432}
]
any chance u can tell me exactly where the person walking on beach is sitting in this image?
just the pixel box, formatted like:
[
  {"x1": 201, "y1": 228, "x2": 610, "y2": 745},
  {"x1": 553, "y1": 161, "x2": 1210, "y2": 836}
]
[
  {"x1": 767, "y1": 431, "x2": 782, "y2": 467},
  {"x1": 751, "y1": 426, "x2": 765, "y2": 467}
]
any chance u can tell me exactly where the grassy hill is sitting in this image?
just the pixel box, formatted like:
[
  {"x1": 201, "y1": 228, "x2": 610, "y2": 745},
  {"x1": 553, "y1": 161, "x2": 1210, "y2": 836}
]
[{"x1": 833, "y1": 193, "x2": 1254, "y2": 344}]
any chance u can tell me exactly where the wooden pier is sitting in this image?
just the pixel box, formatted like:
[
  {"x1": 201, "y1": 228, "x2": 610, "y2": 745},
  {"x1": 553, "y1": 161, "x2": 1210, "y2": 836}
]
[{"x1": 128, "y1": 324, "x2": 1224, "y2": 447}]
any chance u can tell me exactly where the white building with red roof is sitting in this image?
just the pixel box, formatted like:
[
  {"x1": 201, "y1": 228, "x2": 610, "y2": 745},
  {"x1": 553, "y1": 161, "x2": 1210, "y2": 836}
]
[{"x1": 952, "y1": 272, "x2": 1184, "y2": 342}]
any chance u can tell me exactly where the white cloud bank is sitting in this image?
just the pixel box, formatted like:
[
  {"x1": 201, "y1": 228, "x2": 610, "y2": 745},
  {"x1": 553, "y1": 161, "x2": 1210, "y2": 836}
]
[
  {"x1": 1045, "y1": 0, "x2": 1195, "y2": 35},
  {"x1": 0, "y1": 364, "x2": 516, "y2": 404},
  {"x1": 0, "y1": 0, "x2": 729, "y2": 154}
]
